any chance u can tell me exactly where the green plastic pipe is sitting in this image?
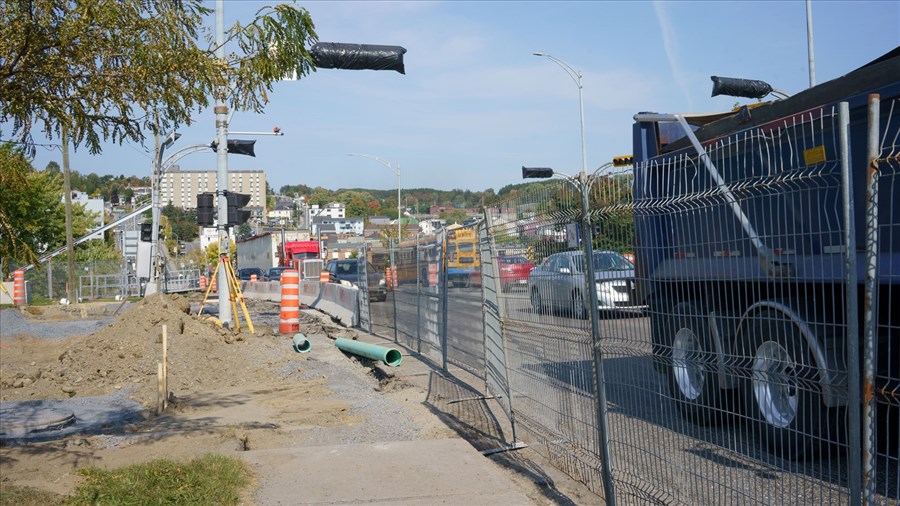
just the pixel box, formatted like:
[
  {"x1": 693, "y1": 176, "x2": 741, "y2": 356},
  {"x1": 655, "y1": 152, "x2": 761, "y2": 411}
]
[
  {"x1": 334, "y1": 338, "x2": 402, "y2": 367},
  {"x1": 292, "y1": 333, "x2": 311, "y2": 354}
]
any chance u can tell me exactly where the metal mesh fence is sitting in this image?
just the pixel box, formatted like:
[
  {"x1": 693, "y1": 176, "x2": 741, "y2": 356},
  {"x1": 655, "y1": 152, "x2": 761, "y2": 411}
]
[
  {"x1": 444, "y1": 225, "x2": 485, "y2": 378},
  {"x1": 13, "y1": 260, "x2": 134, "y2": 302},
  {"x1": 391, "y1": 234, "x2": 445, "y2": 365},
  {"x1": 870, "y1": 97, "x2": 900, "y2": 503},
  {"x1": 484, "y1": 181, "x2": 611, "y2": 499}
]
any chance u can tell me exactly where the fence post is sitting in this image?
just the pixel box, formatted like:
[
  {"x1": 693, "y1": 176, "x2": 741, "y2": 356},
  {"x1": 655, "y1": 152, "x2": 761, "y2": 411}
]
[
  {"x1": 390, "y1": 239, "x2": 399, "y2": 344},
  {"x1": 577, "y1": 175, "x2": 617, "y2": 506},
  {"x1": 839, "y1": 101, "x2": 862, "y2": 505},
  {"x1": 861, "y1": 94, "x2": 880, "y2": 505},
  {"x1": 47, "y1": 263, "x2": 53, "y2": 299},
  {"x1": 415, "y1": 233, "x2": 422, "y2": 354},
  {"x1": 440, "y1": 229, "x2": 449, "y2": 373}
]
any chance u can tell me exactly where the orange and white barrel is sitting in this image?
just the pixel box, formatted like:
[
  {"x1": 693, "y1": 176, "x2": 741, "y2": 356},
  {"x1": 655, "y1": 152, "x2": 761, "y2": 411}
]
[
  {"x1": 250, "y1": 273, "x2": 257, "y2": 282},
  {"x1": 200, "y1": 275, "x2": 207, "y2": 291},
  {"x1": 319, "y1": 270, "x2": 330, "y2": 284},
  {"x1": 427, "y1": 264, "x2": 438, "y2": 286},
  {"x1": 385, "y1": 267, "x2": 393, "y2": 290},
  {"x1": 279, "y1": 269, "x2": 300, "y2": 334},
  {"x1": 13, "y1": 269, "x2": 25, "y2": 306}
]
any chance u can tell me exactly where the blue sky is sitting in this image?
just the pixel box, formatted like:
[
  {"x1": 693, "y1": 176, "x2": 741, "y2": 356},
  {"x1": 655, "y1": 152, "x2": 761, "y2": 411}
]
[{"x1": 28, "y1": 0, "x2": 900, "y2": 193}]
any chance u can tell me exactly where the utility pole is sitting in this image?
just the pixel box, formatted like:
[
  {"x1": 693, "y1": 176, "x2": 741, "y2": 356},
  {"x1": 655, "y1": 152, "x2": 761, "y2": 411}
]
[
  {"x1": 215, "y1": 0, "x2": 232, "y2": 326},
  {"x1": 61, "y1": 127, "x2": 76, "y2": 304}
]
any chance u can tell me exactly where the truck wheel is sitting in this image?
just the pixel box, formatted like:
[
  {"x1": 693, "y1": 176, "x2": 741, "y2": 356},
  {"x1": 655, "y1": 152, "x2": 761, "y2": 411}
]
[
  {"x1": 743, "y1": 309, "x2": 833, "y2": 460},
  {"x1": 531, "y1": 288, "x2": 544, "y2": 314},
  {"x1": 667, "y1": 303, "x2": 728, "y2": 426}
]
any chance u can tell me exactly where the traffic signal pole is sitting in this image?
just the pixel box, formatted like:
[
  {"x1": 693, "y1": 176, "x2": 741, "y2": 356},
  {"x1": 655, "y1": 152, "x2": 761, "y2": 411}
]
[{"x1": 215, "y1": 0, "x2": 232, "y2": 326}]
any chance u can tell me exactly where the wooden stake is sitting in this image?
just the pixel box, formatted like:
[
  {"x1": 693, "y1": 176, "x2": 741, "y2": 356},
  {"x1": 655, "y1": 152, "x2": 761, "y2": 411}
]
[{"x1": 156, "y1": 362, "x2": 164, "y2": 416}]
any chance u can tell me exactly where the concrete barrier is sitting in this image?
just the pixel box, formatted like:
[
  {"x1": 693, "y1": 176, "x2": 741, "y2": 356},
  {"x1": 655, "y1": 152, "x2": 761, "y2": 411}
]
[
  {"x1": 241, "y1": 279, "x2": 360, "y2": 328},
  {"x1": 239, "y1": 280, "x2": 282, "y2": 302}
]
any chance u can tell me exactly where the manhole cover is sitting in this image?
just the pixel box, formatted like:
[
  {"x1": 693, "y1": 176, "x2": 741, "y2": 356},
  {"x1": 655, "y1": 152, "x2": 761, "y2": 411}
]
[{"x1": 0, "y1": 407, "x2": 76, "y2": 438}]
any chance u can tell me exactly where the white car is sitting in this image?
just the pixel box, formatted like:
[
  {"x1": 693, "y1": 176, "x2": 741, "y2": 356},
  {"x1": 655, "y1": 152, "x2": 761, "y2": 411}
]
[{"x1": 527, "y1": 250, "x2": 644, "y2": 318}]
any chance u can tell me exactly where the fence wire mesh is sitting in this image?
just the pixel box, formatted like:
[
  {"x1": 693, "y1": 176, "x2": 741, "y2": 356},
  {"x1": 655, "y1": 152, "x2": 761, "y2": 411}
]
[{"x1": 356, "y1": 99, "x2": 899, "y2": 505}]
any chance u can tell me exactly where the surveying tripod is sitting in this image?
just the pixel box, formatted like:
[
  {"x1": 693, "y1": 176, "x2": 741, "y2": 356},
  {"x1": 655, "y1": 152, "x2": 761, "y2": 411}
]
[{"x1": 198, "y1": 255, "x2": 254, "y2": 333}]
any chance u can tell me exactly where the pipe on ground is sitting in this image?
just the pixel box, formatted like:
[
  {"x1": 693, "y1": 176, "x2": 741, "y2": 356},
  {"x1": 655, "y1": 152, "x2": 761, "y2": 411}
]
[
  {"x1": 292, "y1": 333, "x2": 312, "y2": 353},
  {"x1": 334, "y1": 338, "x2": 402, "y2": 367}
]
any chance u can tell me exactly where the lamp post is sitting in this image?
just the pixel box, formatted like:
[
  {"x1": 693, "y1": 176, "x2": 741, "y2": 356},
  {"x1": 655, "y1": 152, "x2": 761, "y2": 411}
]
[
  {"x1": 533, "y1": 52, "x2": 587, "y2": 177},
  {"x1": 348, "y1": 153, "x2": 401, "y2": 242}
]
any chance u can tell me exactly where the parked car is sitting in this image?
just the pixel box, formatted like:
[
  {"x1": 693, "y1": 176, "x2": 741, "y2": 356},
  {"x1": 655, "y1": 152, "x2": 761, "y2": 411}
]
[
  {"x1": 527, "y1": 250, "x2": 644, "y2": 318},
  {"x1": 266, "y1": 267, "x2": 290, "y2": 281},
  {"x1": 237, "y1": 267, "x2": 266, "y2": 281},
  {"x1": 497, "y1": 255, "x2": 535, "y2": 292},
  {"x1": 324, "y1": 259, "x2": 387, "y2": 302}
]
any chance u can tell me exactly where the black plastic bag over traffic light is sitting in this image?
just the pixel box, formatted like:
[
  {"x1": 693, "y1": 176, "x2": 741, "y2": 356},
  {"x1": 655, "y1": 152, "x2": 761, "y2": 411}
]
[
  {"x1": 210, "y1": 139, "x2": 256, "y2": 157},
  {"x1": 227, "y1": 192, "x2": 252, "y2": 226},
  {"x1": 197, "y1": 192, "x2": 215, "y2": 227},
  {"x1": 311, "y1": 42, "x2": 407, "y2": 74},
  {"x1": 710, "y1": 76, "x2": 773, "y2": 99}
]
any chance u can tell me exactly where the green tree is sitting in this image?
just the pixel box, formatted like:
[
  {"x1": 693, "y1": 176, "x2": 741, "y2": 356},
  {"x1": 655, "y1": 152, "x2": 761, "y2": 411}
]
[{"x1": 1, "y1": 0, "x2": 317, "y2": 154}]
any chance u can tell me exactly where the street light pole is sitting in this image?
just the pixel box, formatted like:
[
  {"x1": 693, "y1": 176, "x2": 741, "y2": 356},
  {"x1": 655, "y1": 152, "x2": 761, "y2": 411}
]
[
  {"x1": 347, "y1": 153, "x2": 401, "y2": 242},
  {"x1": 534, "y1": 52, "x2": 587, "y2": 177}
]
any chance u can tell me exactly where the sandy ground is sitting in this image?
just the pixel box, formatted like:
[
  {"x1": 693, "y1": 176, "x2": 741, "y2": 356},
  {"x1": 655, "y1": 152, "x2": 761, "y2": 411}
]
[{"x1": 0, "y1": 294, "x2": 598, "y2": 505}]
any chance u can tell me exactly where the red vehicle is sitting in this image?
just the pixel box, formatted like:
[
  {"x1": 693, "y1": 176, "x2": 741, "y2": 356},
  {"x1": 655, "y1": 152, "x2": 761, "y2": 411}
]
[
  {"x1": 283, "y1": 241, "x2": 319, "y2": 269},
  {"x1": 498, "y1": 255, "x2": 535, "y2": 292}
]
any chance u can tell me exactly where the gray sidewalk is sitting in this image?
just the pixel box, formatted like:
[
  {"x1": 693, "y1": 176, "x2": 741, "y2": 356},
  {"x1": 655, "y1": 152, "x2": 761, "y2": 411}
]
[{"x1": 241, "y1": 326, "x2": 537, "y2": 505}]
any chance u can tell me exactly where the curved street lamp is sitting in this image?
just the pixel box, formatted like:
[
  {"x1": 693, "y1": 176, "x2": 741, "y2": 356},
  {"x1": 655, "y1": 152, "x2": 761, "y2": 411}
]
[
  {"x1": 347, "y1": 153, "x2": 401, "y2": 242},
  {"x1": 534, "y1": 52, "x2": 587, "y2": 177}
]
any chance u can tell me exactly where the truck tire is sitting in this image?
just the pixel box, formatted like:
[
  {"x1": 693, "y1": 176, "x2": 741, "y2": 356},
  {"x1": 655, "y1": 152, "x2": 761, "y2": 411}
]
[
  {"x1": 667, "y1": 302, "x2": 729, "y2": 426},
  {"x1": 743, "y1": 309, "x2": 836, "y2": 460}
]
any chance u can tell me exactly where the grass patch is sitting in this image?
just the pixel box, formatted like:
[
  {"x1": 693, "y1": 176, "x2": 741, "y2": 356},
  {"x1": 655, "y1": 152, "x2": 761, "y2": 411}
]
[
  {"x1": 0, "y1": 485, "x2": 67, "y2": 506},
  {"x1": 68, "y1": 454, "x2": 251, "y2": 506}
]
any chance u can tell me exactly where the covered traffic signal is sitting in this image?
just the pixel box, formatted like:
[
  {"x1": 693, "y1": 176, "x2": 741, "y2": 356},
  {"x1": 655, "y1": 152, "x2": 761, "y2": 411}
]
[
  {"x1": 310, "y1": 42, "x2": 407, "y2": 74},
  {"x1": 522, "y1": 166, "x2": 554, "y2": 179},
  {"x1": 196, "y1": 192, "x2": 215, "y2": 226},
  {"x1": 209, "y1": 139, "x2": 256, "y2": 157},
  {"x1": 227, "y1": 192, "x2": 252, "y2": 226}
]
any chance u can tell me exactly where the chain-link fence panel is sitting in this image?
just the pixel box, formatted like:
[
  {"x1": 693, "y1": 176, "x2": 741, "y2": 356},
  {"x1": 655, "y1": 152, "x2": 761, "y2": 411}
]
[
  {"x1": 392, "y1": 234, "x2": 444, "y2": 365},
  {"x1": 357, "y1": 244, "x2": 372, "y2": 333},
  {"x1": 14, "y1": 260, "x2": 134, "y2": 302},
  {"x1": 485, "y1": 181, "x2": 612, "y2": 499},
  {"x1": 621, "y1": 97, "x2": 898, "y2": 504},
  {"x1": 444, "y1": 225, "x2": 486, "y2": 378}
]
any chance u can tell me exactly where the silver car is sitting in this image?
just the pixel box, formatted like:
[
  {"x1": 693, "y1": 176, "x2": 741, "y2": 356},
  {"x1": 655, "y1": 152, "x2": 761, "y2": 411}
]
[{"x1": 527, "y1": 250, "x2": 644, "y2": 318}]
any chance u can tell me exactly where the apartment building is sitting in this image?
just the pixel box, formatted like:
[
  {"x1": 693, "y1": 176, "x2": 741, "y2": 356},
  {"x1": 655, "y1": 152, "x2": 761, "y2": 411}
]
[{"x1": 159, "y1": 165, "x2": 267, "y2": 211}]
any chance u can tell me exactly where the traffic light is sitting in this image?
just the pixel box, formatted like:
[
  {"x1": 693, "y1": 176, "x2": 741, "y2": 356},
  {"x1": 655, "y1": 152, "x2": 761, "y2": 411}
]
[
  {"x1": 310, "y1": 42, "x2": 407, "y2": 74},
  {"x1": 227, "y1": 192, "x2": 252, "y2": 226},
  {"x1": 522, "y1": 166, "x2": 554, "y2": 179},
  {"x1": 612, "y1": 155, "x2": 634, "y2": 167},
  {"x1": 209, "y1": 139, "x2": 256, "y2": 157},
  {"x1": 197, "y1": 192, "x2": 215, "y2": 226},
  {"x1": 140, "y1": 223, "x2": 163, "y2": 242}
]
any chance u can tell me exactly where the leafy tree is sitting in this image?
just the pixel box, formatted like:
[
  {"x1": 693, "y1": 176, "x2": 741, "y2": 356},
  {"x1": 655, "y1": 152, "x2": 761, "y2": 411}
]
[
  {"x1": 1, "y1": 0, "x2": 318, "y2": 155},
  {"x1": 439, "y1": 209, "x2": 468, "y2": 225},
  {"x1": 0, "y1": 144, "x2": 102, "y2": 273},
  {"x1": 74, "y1": 237, "x2": 121, "y2": 262}
]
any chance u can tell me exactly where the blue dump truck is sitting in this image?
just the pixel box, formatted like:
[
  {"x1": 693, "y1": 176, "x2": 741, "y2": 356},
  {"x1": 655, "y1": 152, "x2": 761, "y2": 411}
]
[{"x1": 632, "y1": 48, "x2": 899, "y2": 459}]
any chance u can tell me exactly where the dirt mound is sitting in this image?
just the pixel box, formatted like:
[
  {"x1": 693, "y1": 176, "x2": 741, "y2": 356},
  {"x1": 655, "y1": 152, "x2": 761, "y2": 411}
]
[{"x1": 0, "y1": 294, "x2": 297, "y2": 409}]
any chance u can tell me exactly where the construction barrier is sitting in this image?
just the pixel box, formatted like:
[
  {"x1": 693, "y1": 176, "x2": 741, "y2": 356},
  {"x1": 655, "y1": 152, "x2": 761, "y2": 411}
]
[
  {"x1": 278, "y1": 270, "x2": 300, "y2": 334},
  {"x1": 319, "y1": 270, "x2": 329, "y2": 284},
  {"x1": 13, "y1": 269, "x2": 25, "y2": 306},
  {"x1": 385, "y1": 267, "x2": 396, "y2": 290},
  {"x1": 428, "y1": 263, "x2": 438, "y2": 286},
  {"x1": 200, "y1": 275, "x2": 207, "y2": 291}
]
